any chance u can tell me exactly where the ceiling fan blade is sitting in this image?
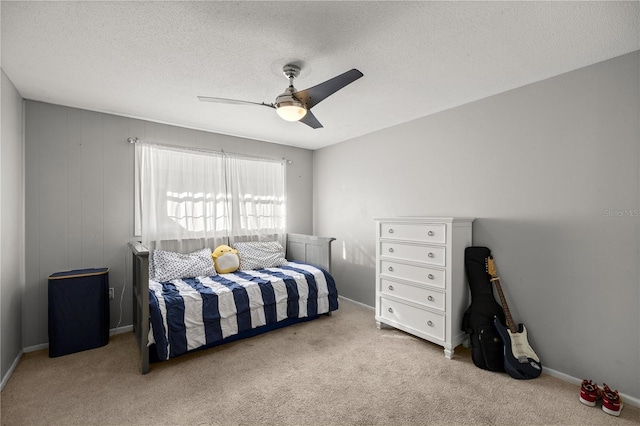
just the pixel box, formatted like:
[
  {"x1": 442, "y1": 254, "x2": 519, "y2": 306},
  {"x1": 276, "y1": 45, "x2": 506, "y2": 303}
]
[
  {"x1": 293, "y1": 69, "x2": 363, "y2": 109},
  {"x1": 197, "y1": 96, "x2": 275, "y2": 109},
  {"x1": 299, "y1": 110, "x2": 323, "y2": 129}
]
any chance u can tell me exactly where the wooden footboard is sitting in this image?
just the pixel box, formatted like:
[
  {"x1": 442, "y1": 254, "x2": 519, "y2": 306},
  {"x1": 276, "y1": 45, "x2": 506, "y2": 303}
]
[{"x1": 128, "y1": 234, "x2": 335, "y2": 374}]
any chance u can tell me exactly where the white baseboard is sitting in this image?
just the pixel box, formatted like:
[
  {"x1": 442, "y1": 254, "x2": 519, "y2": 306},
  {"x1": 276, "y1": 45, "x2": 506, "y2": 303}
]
[
  {"x1": 338, "y1": 295, "x2": 374, "y2": 310},
  {"x1": 109, "y1": 324, "x2": 133, "y2": 336},
  {"x1": 24, "y1": 325, "x2": 133, "y2": 354},
  {"x1": 23, "y1": 343, "x2": 48, "y2": 353},
  {"x1": 1, "y1": 350, "x2": 23, "y2": 391}
]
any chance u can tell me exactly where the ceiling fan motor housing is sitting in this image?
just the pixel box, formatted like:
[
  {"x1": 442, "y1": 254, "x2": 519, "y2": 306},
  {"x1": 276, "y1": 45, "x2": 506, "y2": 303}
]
[{"x1": 275, "y1": 85, "x2": 307, "y2": 121}]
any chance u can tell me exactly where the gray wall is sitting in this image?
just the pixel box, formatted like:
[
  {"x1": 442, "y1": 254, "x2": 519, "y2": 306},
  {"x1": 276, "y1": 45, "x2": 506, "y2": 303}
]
[
  {"x1": 23, "y1": 101, "x2": 314, "y2": 348},
  {"x1": 314, "y1": 51, "x2": 640, "y2": 399},
  {"x1": 1, "y1": 70, "x2": 25, "y2": 383}
]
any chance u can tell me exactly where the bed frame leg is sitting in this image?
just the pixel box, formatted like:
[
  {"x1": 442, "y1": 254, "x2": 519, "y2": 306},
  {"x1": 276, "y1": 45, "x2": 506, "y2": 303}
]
[{"x1": 141, "y1": 347, "x2": 149, "y2": 374}]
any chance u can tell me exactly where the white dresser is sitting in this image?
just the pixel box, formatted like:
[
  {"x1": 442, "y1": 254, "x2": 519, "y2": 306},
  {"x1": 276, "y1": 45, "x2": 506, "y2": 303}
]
[{"x1": 375, "y1": 217, "x2": 474, "y2": 358}]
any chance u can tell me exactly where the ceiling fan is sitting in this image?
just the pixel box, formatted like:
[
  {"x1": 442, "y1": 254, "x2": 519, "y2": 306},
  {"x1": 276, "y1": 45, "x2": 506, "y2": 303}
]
[{"x1": 198, "y1": 64, "x2": 363, "y2": 129}]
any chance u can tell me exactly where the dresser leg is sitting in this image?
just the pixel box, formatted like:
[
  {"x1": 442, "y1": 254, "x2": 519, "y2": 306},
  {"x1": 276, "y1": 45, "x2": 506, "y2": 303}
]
[
  {"x1": 444, "y1": 347, "x2": 454, "y2": 359},
  {"x1": 376, "y1": 321, "x2": 383, "y2": 330}
]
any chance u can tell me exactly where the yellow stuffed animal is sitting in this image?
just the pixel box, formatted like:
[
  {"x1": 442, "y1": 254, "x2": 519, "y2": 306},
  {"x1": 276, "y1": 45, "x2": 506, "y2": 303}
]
[{"x1": 212, "y1": 245, "x2": 240, "y2": 274}]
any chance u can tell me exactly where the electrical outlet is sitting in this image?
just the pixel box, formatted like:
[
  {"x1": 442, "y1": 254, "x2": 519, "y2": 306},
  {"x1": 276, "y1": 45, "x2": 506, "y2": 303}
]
[{"x1": 109, "y1": 288, "x2": 115, "y2": 300}]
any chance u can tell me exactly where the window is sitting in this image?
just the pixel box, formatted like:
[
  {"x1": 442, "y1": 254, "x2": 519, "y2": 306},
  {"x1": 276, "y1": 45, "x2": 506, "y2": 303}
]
[{"x1": 135, "y1": 142, "x2": 285, "y2": 252}]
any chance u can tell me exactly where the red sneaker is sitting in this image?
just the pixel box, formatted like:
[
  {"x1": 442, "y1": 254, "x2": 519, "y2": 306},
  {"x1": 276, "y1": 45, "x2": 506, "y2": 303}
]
[
  {"x1": 601, "y1": 384, "x2": 623, "y2": 416},
  {"x1": 579, "y1": 379, "x2": 601, "y2": 406}
]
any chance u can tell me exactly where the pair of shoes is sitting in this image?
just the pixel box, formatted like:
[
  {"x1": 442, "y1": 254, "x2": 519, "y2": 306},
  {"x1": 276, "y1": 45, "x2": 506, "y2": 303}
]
[
  {"x1": 579, "y1": 380, "x2": 623, "y2": 416},
  {"x1": 601, "y1": 383, "x2": 623, "y2": 417}
]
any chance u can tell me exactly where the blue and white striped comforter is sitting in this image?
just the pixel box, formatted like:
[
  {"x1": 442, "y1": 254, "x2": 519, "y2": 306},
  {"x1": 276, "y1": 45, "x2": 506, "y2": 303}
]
[{"x1": 148, "y1": 262, "x2": 339, "y2": 360}]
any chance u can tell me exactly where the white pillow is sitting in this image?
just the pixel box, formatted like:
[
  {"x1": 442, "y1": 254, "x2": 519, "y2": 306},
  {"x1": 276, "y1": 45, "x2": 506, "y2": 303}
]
[
  {"x1": 152, "y1": 247, "x2": 217, "y2": 282},
  {"x1": 233, "y1": 241, "x2": 288, "y2": 270}
]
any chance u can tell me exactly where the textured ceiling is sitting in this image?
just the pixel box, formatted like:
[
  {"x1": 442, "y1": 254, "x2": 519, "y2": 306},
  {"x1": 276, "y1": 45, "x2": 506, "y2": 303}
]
[{"x1": 2, "y1": 1, "x2": 639, "y2": 150}]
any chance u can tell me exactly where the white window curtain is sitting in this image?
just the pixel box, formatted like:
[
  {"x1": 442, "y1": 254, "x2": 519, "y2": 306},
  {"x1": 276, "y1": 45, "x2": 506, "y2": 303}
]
[
  {"x1": 225, "y1": 155, "x2": 286, "y2": 244},
  {"x1": 135, "y1": 142, "x2": 286, "y2": 253}
]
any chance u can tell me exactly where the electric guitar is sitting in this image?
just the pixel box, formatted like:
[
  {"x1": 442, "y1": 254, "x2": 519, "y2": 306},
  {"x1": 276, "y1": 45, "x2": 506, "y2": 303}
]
[{"x1": 487, "y1": 256, "x2": 542, "y2": 379}]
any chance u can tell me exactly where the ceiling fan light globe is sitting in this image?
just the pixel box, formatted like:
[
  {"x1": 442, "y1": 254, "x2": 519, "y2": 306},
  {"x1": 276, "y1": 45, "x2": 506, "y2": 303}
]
[{"x1": 276, "y1": 104, "x2": 307, "y2": 121}]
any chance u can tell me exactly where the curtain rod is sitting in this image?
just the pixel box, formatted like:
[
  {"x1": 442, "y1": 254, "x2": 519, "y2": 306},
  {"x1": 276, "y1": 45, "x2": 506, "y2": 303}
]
[{"x1": 127, "y1": 137, "x2": 293, "y2": 164}]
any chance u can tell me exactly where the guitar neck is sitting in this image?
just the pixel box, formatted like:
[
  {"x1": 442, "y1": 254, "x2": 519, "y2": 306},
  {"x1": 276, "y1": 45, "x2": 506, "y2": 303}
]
[{"x1": 492, "y1": 278, "x2": 518, "y2": 333}]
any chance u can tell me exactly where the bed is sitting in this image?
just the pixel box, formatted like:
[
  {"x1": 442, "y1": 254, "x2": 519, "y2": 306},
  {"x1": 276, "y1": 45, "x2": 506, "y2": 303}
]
[{"x1": 128, "y1": 233, "x2": 338, "y2": 374}]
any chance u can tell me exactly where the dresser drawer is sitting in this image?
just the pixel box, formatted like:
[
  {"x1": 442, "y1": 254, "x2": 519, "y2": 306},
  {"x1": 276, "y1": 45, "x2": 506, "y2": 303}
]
[
  {"x1": 380, "y1": 297, "x2": 445, "y2": 341},
  {"x1": 380, "y1": 242, "x2": 446, "y2": 266},
  {"x1": 380, "y1": 260, "x2": 446, "y2": 288},
  {"x1": 380, "y1": 279, "x2": 445, "y2": 311},
  {"x1": 380, "y1": 222, "x2": 446, "y2": 244}
]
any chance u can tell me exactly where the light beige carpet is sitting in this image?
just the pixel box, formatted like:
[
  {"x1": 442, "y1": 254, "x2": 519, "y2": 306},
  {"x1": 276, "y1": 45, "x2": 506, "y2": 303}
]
[{"x1": 1, "y1": 299, "x2": 638, "y2": 425}]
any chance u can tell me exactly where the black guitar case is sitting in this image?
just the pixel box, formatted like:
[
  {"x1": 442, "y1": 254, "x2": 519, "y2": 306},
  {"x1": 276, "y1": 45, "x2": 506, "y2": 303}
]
[{"x1": 461, "y1": 246, "x2": 506, "y2": 372}]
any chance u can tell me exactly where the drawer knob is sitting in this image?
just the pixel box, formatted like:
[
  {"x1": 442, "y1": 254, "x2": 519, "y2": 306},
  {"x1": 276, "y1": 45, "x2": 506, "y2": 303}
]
[
  {"x1": 388, "y1": 266, "x2": 394, "y2": 272},
  {"x1": 388, "y1": 307, "x2": 394, "y2": 313},
  {"x1": 388, "y1": 247, "x2": 394, "y2": 253},
  {"x1": 388, "y1": 228, "x2": 394, "y2": 234},
  {"x1": 428, "y1": 252, "x2": 435, "y2": 258},
  {"x1": 428, "y1": 231, "x2": 434, "y2": 236},
  {"x1": 427, "y1": 295, "x2": 434, "y2": 302},
  {"x1": 388, "y1": 285, "x2": 394, "y2": 291},
  {"x1": 427, "y1": 320, "x2": 434, "y2": 327},
  {"x1": 428, "y1": 274, "x2": 434, "y2": 280}
]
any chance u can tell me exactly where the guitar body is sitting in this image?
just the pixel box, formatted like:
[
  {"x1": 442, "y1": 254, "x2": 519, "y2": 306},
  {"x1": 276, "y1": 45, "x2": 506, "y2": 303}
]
[{"x1": 494, "y1": 317, "x2": 542, "y2": 379}]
